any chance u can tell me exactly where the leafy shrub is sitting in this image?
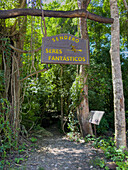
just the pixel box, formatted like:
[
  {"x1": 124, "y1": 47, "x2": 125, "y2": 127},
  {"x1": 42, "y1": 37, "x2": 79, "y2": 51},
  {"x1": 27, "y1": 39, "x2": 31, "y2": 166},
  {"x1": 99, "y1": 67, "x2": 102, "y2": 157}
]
[
  {"x1": 85, "y1": 136, "x2": 128, "y2": 169},
  {"x1": 0, "y1": 98, "x2": 18, "y2": 166},
  {"x1": 30, "y1": 137, "x2": 37, "y2": 143}
]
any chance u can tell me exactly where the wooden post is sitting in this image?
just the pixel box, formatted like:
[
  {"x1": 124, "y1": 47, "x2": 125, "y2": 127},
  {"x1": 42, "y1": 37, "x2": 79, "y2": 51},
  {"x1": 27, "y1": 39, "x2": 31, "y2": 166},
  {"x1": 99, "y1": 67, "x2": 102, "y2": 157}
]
[{"x1": 61, "y1": 65, "x2": 64, "y2": 132}]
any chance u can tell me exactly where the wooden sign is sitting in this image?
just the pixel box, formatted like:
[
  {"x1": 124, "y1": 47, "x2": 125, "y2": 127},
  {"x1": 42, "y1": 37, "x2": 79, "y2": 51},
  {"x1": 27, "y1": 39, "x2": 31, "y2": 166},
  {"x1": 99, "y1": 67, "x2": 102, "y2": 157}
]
[
  {"x1": 87, "y1": 111, "x2": 104, "y2": 125},
  {"x1": 41, "y1": 34, "x2": 89, "y2": 65}
]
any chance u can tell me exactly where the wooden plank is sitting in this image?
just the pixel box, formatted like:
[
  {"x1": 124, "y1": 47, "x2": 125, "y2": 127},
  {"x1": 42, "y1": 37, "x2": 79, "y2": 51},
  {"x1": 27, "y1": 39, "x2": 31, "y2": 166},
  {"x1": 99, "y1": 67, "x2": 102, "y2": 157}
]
[{"x1": 41, "y1": 34, "x2": 89, "y2": 65}]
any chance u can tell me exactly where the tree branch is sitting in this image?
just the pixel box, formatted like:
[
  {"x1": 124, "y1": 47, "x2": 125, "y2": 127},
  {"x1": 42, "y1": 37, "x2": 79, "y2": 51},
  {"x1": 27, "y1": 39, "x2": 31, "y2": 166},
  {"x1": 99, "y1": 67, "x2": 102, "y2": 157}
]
[
  {"x1": 20, "y1": 68, "x2": 48, "y2": 81},
  {"x1": 20, "y1": 0, "x2": 26, "y2": 8},
  {"x1": 10, "y1": 17, "x2": 27, "y2": 36},
  {"x1": 0, "y1": 8, "x2": 114, "y2": 23},
  {"x1": 9, "y1": 44, "x2": 41, "y2": 53},
  {"x1": 123, "y1": 0, "x2": 128, "y2": 11}
]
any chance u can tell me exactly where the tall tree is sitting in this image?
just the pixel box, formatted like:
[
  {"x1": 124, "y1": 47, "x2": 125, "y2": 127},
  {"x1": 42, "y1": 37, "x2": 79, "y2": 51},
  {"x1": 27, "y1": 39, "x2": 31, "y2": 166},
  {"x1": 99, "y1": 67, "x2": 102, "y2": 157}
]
[
  {"x1": 110, "y1": 0, "x2": 126, "y2": 148},
  {"x1": 77, "y1": 0, "x2": 93, "y2": 137},
  {"x1": 1, "y1": 0, "x2": 26, "y2": 139}
]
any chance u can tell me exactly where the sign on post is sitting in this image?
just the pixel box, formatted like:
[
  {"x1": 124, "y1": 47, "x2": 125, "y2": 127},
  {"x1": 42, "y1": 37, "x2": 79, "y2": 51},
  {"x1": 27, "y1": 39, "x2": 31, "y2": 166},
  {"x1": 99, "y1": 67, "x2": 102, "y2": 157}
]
[
  {"x1": 41, "y1": 34, "x2": 89, "y2": 65},
  {"x1": 87, "y1": 111, "x2": 104, "y2": 125}
]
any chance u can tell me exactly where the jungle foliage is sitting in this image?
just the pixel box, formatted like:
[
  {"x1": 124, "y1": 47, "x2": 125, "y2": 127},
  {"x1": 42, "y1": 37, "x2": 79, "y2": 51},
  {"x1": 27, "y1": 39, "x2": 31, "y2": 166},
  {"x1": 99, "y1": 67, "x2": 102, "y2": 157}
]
[{"x1": 0, "y1": 0, "x2": 128, "y2": 168}]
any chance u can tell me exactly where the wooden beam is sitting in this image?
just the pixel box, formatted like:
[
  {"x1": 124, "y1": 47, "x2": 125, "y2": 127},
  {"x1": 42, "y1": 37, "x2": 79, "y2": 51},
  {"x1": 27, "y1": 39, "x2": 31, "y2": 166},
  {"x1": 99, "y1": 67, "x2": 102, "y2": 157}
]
[{"x1": 0, "y1": 8, "x2": 114, "y2": 24}]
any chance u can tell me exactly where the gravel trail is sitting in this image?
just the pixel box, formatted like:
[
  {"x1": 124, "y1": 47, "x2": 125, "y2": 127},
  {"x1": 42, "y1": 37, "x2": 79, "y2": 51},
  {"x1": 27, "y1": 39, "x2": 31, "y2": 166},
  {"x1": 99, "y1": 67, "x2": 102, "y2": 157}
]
[{"x1": 12, "y1": 125, "x2": 105, "y2": 170}]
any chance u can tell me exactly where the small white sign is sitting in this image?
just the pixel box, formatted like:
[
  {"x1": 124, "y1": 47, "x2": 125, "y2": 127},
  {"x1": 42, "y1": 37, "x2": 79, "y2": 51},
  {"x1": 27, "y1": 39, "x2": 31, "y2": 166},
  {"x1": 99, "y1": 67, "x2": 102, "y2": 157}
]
[{"x1": 87, "y1": 110, "x2": 104, "y2": 125}]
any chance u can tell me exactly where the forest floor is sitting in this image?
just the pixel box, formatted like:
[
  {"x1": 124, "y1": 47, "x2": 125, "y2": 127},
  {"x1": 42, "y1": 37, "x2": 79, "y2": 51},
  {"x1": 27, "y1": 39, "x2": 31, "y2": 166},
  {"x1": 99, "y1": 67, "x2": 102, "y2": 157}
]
[{"x1": 6, "y1": 125, "x2": 108, "y2": 170}]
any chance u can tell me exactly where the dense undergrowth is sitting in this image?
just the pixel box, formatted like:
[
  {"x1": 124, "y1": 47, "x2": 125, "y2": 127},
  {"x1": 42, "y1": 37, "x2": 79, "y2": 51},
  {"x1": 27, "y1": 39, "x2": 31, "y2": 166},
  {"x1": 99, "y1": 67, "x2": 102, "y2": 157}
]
[{"x1": 0, "y1": 98, "x2": 18, "y2": 168}]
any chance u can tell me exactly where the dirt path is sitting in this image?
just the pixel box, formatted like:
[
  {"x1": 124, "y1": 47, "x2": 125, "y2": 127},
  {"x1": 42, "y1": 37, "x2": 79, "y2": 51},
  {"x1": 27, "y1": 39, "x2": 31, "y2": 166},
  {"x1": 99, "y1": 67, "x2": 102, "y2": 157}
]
[{"x1": 11, "y1": 125, "x2": 105, "y2": 170}]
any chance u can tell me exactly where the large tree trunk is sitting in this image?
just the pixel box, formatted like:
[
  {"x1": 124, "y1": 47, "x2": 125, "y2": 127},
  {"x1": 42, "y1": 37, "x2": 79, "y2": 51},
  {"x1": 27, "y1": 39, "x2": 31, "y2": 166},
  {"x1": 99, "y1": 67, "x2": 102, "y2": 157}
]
[
  {"x1": 110, "y1": 0, "x2": 126, "y2": 148},
  {"x1": 2, "y1": 0, "x2": 26, "y2": 140},
  {"x1": 77, "y1": 0, "x2": 93, "y2": 137},
  {"x1": 11, "y1": 0, "x2": 26, "y2": 137}
]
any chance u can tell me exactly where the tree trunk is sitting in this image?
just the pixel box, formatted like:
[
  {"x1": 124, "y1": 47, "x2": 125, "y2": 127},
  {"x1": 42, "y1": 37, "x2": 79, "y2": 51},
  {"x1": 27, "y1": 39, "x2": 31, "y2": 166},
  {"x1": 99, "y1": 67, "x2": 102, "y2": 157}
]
[
  {"x1": 77, "y1": 0, "x2": 93, "y2": 137},
  {"x1": 110, "y1": 0, "x2": 126, "y2": 148},
  {"x1": 2, "y1": 0, "x2": 27, "y2": 140}
]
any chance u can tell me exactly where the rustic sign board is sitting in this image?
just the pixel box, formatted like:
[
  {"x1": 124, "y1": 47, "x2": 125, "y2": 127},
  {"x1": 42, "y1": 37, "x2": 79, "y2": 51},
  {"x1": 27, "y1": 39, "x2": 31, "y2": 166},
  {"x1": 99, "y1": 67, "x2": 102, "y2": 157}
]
[
  {"x1": 87, "y1": 111, "x2": 104, "y2": 125},
  {"x1": 41, "y1": 34, "x2": 89, "y2": 65}
]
